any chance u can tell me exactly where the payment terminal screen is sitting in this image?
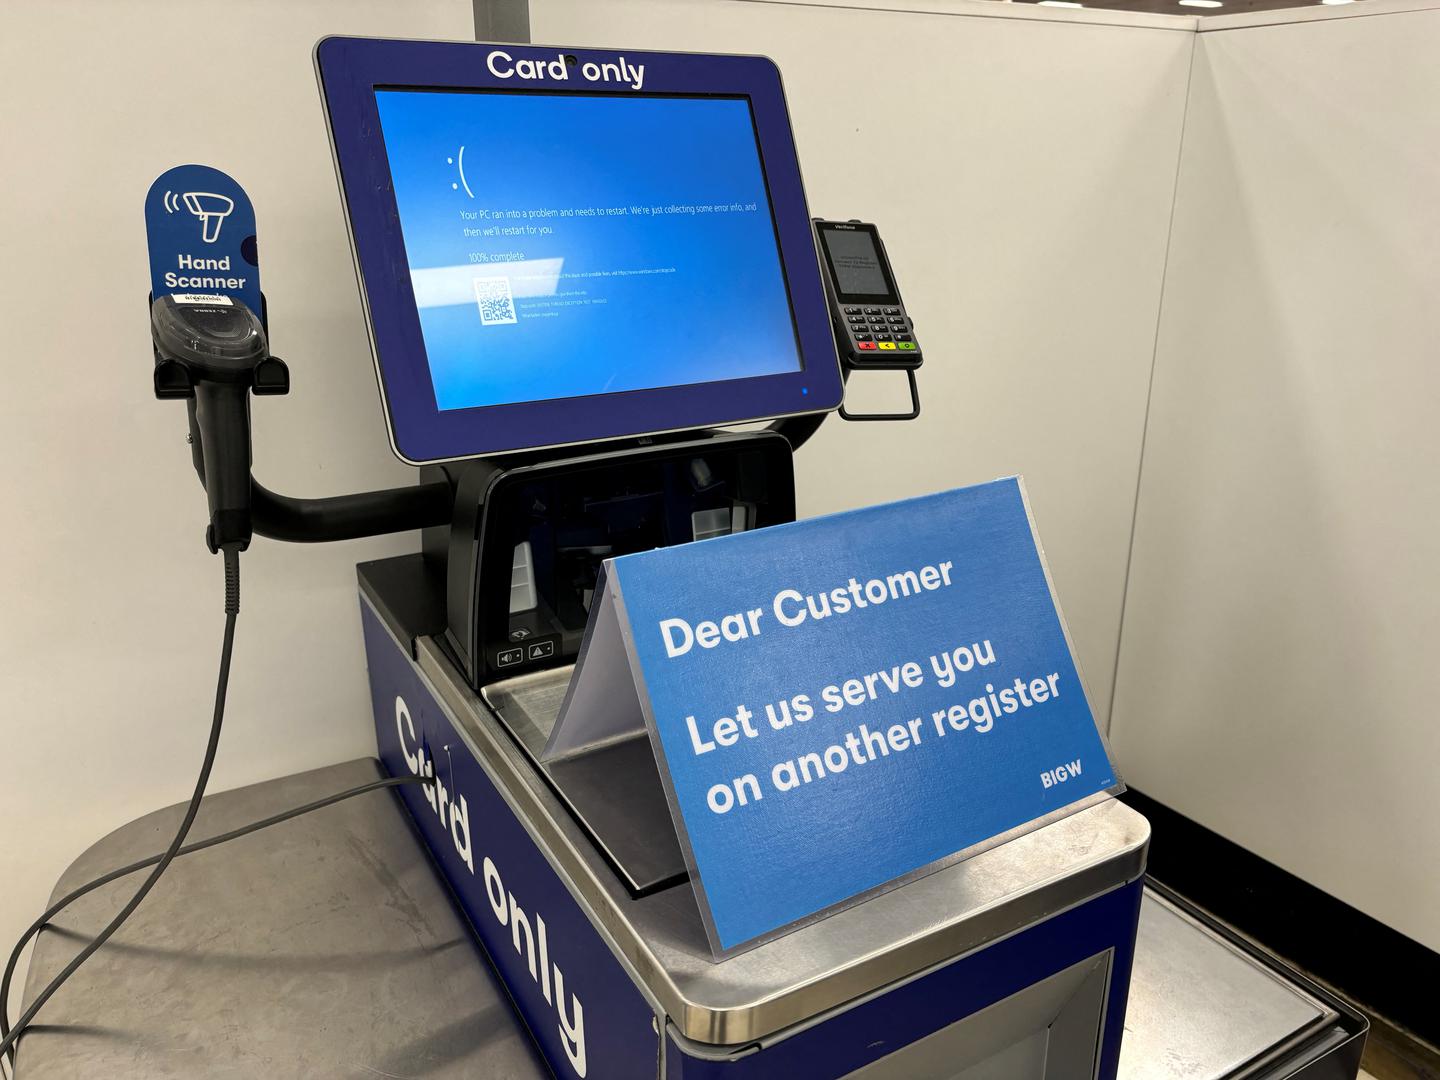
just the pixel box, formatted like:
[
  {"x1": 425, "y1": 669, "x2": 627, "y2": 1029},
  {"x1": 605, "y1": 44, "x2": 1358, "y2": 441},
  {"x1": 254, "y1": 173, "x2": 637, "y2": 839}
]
[
  {"x1": 821, "y1": 228, "x2": 890, "y2": 296},
  {"x1": 373, "y1": 89, "x2": 803, "y2": 412}
]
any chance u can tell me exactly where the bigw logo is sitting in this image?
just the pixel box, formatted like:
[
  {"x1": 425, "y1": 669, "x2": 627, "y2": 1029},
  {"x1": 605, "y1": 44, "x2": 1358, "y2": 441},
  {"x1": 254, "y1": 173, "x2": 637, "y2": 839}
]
[{"x1": 1041, "y1": 760, "x2": 1083, "y2": 788}]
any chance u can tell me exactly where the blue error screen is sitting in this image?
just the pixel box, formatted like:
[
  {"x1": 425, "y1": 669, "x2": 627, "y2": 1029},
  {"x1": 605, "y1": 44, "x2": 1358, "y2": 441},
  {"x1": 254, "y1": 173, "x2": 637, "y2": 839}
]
[{"x1": 373, "y1": 89, "x2": 803, "y2": 411}]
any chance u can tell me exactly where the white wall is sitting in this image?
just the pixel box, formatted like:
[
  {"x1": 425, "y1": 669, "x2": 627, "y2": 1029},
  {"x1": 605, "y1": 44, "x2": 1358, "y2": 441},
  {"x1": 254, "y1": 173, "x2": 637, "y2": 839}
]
[
  {"x1": 532, "y1": 0, "x2": 1195, "y2": 726},
  {"x1": 1109, "y1": 1, "x2": 1440, "y2": 951},
  {"x1": 0, "y1": 0, "x2": 473, "y2": 1009}
]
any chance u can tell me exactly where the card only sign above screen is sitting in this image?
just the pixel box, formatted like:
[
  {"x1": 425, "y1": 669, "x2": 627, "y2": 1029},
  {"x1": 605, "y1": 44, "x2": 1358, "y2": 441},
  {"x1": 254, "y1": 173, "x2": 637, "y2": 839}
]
[{"x1": 545, "y1": 477, "x2": 1124, "y2": 958}]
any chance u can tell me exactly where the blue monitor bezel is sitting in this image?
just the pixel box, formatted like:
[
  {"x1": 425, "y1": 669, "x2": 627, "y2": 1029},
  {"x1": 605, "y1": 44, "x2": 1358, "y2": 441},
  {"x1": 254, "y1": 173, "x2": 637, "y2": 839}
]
[{"x1": 314, "y1": 36, "x2": 843, "y2": 464}]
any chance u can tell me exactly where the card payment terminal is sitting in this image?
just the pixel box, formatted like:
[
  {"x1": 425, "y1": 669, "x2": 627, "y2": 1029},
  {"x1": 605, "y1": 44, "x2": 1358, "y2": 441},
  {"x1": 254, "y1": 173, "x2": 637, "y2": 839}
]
[
  {"x1": 815, "y1": 218, "x2": 922, "y2": 367},
  {"x1": 815, "y1": 218, "x2": 922, "y2": 421}
]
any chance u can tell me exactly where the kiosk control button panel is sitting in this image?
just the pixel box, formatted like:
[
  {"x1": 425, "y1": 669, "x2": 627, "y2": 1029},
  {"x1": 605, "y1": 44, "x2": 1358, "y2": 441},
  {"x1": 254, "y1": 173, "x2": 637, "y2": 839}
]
[{"x1": 494, "y1": 636, "x2": 560, "y2": 671}]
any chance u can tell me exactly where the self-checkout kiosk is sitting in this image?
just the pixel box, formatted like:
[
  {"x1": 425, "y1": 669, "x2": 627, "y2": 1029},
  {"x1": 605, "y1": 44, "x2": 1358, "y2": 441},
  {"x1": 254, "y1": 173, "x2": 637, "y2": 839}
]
[
  {"x1": 309, "y1": 35, "x2": 1156, "y2": 1078},
  {"x1": 126, "y1": 33, "x2": 1368, "y2": 1080}
]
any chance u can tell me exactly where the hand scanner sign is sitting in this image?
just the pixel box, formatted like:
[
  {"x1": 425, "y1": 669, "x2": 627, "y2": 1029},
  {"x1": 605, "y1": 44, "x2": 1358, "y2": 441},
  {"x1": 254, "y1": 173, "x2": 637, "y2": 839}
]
[
  {"x1": 176, "y1": 190, "x2": 234, "y2": 243},
  {"x1": 145, "y1": 164, "x2": 261, "y2": 314}
]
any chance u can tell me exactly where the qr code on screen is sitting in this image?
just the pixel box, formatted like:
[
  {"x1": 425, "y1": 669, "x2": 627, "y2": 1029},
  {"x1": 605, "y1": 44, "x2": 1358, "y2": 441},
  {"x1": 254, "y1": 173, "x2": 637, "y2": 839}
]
[{"x1": 473, "y1": 276, "x2": 518, "y2": 325}]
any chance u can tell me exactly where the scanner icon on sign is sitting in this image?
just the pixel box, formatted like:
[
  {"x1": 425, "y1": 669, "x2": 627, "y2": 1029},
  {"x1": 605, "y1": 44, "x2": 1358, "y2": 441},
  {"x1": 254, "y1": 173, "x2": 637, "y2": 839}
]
[{"x1": 163, "y1": 190, "x2": 235, "y2": 243}]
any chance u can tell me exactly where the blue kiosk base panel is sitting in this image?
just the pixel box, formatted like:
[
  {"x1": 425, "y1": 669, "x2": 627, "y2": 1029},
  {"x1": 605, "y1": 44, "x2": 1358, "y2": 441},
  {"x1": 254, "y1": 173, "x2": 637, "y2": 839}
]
[
  {"x1": 357, "y1": 581, "x2": 1144, "y2": 1080},
  {"x1": 663, "y1": 886, "x2": 1141, "y2": 1080}
]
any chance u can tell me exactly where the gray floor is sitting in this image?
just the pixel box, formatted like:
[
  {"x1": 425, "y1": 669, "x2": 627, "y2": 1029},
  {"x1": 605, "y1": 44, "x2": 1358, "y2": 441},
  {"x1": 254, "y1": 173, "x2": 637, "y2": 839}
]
[{"x1": 15, "y1": 759, "x2": 546, "y2": 1079}]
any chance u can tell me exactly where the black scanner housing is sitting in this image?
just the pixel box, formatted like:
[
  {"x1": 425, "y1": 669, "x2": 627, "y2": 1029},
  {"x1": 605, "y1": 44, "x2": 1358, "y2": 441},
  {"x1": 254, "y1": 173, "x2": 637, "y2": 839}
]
[{"x1": 422, "y1": 431, "x2": 795, "y2": 690}]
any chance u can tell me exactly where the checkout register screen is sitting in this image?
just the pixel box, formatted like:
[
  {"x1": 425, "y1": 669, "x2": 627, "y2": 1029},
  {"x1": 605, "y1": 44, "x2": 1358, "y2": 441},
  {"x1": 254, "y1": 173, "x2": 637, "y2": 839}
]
[{"x1": 374, "y1": 89, "x2": 803, "y2": 412}]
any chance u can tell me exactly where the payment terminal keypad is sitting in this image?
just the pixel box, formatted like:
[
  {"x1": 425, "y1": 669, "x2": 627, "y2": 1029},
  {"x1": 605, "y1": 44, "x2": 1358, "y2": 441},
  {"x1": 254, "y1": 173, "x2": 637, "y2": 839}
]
[{"x1": 842, "y1": 306, "x2": 920, "y2": 360}]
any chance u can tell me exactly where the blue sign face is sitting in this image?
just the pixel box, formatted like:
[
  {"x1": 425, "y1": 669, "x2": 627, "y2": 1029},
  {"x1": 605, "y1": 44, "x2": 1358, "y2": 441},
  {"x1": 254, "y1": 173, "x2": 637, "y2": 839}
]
[
  {"x1": 144, "y1": 164, "x2": 260, "y2": 315},
  {"x1": 611, "y1": 478, "x2": 1122, "y2": 955}
]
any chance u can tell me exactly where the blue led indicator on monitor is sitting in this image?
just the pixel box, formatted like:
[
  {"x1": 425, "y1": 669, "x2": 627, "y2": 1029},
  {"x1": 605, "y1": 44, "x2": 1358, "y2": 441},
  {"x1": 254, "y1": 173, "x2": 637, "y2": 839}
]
[{"x1": 374, "y1": 91, "x2": 803, "y2": 412}]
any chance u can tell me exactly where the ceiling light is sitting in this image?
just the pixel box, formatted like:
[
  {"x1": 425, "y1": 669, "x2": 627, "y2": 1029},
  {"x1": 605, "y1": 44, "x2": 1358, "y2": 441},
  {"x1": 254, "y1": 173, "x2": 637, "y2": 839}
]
[
  {"x1": 1320, "y1": 0, "x2": 1355, "y2": 5},
  {"x1": 1037, "y1": 2, "x2": 1085, "y2": 8},
  {"x1": 1179, "y1": 1, "x2": 1223, "y2": 7}
]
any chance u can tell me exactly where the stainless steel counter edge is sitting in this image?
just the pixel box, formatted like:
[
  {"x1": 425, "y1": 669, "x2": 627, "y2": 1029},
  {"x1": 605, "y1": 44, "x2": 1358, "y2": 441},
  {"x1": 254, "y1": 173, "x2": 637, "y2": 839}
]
[{"x1": 415, "y1": 635, "x2": 1151, "y2": 1046}]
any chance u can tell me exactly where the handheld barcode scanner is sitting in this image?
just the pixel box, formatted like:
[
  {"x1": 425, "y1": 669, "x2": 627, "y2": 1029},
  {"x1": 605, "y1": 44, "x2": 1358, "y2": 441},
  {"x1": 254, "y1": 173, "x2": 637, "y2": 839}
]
[
  {"x1": 150, "y1": 295, "x2": 289, "y2": 552},
  {"x1": 150, "y1": 295, "x2": 455, "y2": 553}
]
